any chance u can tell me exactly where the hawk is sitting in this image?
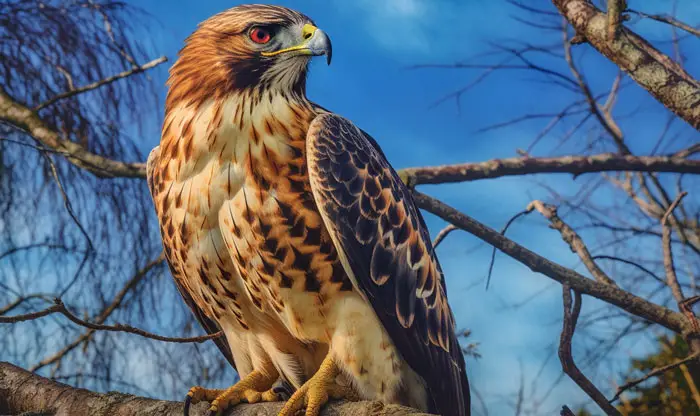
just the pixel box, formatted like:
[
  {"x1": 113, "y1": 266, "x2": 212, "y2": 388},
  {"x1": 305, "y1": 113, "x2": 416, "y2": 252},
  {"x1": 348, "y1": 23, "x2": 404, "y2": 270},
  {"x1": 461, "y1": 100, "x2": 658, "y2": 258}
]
[{"x1": 147, "y1": 5, "x2": 470, "y2": 416}]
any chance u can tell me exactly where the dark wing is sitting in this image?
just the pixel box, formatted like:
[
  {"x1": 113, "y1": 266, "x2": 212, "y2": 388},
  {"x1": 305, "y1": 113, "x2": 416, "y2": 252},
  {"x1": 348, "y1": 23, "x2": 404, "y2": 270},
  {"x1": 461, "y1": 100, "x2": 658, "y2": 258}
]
[
  {"x1": 306, "y1": 114, "x2": 470, "y2": 416},
  {"x1": 146, "y1": 147, "x2": 236, "y2": 369}
]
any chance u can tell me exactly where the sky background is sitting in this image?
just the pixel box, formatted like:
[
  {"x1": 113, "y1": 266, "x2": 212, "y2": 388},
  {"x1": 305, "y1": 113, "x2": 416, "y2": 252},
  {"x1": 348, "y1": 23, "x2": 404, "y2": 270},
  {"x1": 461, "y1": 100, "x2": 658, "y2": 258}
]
[
  {"x1": 126, "y1": 1, "x2": 699, "y2": 414},
  {"x1": 4, "y1": 0, "x2": 698, "y2": 414}
]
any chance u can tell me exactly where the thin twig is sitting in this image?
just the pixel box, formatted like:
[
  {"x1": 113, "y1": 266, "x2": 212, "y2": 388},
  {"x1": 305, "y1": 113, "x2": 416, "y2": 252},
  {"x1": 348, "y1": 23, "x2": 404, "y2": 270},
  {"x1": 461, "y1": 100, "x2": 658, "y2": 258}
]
[
  {"x1": 610, "y1": 351, "x2": 700, "y2": 403},
  {"x1": 34, "y1": 56, "x2": 167, "y2": 111},
  {"x1": 628, "y1": 9, "x2": 700, "y2": 38},
  {"x1": 0, "y1": 298, "x2": 221, "y2": 343},
  {"x1": 559, "y1": 285, "x2": 621, "y2": 415},
  {"x1": 432, "y1": 224, "x2": 458, "y2": 249},
  {"x1": 527, "y1": 200, "x2": 616, "y2": 285},
  {"x1": 661, "y1": 192, "x2": 688, "y2": 306},
  {"x1": 486, "y1": 209, "x2": 530, "y2": 290}
]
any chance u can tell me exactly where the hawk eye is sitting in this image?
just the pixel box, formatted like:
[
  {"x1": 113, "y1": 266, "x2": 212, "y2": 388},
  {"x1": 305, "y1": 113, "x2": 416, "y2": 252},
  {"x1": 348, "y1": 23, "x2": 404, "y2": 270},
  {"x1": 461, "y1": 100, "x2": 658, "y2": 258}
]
[{"x1": 249, "y1": 26, "x2": 272, "y2": 44}]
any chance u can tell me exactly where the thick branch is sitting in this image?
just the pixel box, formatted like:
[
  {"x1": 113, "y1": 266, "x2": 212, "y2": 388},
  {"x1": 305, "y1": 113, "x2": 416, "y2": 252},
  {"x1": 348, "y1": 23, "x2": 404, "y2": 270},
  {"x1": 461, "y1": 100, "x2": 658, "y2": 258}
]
[
  {"x1": 0, "y1": 87, "x2": 147, "y2": 178},
  {"x1": 398, "y1": 153, "x2": 700, "y2": 186},
  {"x1": 412, "y1": 191, "x2": 691, "y2": 335},
  {"x1": 551, "y1": 0, "x2": 700, "y2": 130},
  {"x1": 0, "y1": 363, "x2": 428, "y2": 416}
]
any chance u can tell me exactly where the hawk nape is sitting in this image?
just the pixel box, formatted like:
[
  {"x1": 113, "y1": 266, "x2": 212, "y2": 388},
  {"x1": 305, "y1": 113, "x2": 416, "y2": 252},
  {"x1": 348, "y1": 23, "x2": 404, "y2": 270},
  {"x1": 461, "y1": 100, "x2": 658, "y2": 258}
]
[{"x1": 147, "y1": 5, "x2": 470, "y2": 416}]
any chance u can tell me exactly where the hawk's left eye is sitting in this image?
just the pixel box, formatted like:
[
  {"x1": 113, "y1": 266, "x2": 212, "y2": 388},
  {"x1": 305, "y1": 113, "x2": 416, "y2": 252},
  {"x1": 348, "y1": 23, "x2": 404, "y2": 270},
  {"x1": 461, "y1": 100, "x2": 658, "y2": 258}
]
[{"x1": 250, "y1": 27, "x2": 272, "y2": 44}]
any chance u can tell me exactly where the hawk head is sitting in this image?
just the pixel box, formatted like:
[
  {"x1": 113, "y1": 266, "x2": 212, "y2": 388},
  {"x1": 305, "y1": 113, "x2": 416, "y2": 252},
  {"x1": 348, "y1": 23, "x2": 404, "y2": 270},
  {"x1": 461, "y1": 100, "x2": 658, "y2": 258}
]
[{"x1": 166, "y1": 5, "x2": 332, "y2": 111}]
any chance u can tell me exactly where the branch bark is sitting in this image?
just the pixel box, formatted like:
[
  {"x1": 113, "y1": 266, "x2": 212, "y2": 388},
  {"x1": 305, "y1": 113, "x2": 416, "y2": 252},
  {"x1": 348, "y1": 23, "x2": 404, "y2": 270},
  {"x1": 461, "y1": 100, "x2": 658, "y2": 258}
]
[
  {"x1": 0, "y1": 362, "x2": 429, "y2": 416},
  {"x1": 551, "y1": 0, "x2": 700, "y2": 130}
]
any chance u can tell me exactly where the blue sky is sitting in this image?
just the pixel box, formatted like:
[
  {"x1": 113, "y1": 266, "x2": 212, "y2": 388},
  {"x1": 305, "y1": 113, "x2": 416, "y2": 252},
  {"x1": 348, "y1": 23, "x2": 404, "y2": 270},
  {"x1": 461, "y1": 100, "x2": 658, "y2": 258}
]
[{"x1": 118, "y1": 0, "x2": 699, "y2": 413}]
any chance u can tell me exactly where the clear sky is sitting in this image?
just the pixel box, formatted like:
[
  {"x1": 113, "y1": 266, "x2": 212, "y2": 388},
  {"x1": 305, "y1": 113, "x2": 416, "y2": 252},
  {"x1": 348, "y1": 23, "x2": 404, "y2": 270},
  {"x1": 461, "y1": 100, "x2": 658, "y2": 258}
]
[{"x1": 120, "y1": 0, "x2": 700, "y2": 413}]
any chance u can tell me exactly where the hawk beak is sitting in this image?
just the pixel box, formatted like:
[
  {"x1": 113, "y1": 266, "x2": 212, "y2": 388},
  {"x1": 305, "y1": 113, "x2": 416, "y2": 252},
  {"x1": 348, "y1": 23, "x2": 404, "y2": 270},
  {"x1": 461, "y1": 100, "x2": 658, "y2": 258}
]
[
  {"x1": 261, "y1": 24, "x2": 332, "y2": 65},
  {"x1": 303, "y1": 24, "x2": 332, "y2": 65}
]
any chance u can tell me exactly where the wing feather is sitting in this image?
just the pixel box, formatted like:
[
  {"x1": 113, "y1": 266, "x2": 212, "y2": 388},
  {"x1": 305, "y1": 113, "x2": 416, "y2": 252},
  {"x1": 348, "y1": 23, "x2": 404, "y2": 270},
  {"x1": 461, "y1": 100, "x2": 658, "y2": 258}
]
[
  {"x1": 146, "y1": 147, "x2": 236, "y2": 369},
  {"x1": 306, "y1": 114, "x2": 470, "y2": 416}
]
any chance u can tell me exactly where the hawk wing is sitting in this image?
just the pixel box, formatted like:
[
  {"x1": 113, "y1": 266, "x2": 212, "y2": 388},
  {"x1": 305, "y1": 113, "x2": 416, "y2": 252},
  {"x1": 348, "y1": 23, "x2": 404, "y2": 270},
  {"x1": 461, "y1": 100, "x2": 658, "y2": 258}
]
[
  {"x1": 306, "y1": 114, "x2": 470, "y2": 415},
  {"x1": 146, "y1": 147, "x2": 236, "y2": 369}
]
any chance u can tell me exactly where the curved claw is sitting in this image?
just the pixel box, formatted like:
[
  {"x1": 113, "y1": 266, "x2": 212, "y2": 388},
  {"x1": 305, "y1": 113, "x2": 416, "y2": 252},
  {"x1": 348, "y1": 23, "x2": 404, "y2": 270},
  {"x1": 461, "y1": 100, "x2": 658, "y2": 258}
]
[{"x1": 183, "y1": 393, "x2": 193, "y2": 416}]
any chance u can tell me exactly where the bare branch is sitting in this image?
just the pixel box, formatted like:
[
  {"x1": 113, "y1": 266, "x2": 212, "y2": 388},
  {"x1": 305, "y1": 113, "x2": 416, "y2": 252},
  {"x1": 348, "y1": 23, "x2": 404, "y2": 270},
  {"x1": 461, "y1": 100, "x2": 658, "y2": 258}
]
[
  {"x1": 31, "y1": 254, "x2": 166, "y2": 372},
  {"x1": 0, "y1": 298, "x2": 221, "y2": 344},
  {"x1": 34, "y1": 56, "x2": 167, "y2": 111},
  {"x1": 527, "y1": 200, "x2": 616, "y2": 285},
  {"x1": 551, "y1": 0, "x2": 700, "y2": 130},
  {"x1": 559, "y1": 285, "x2": 621, "y2": 415},
  {"x1": 628, "y1": 9, "x2": 700, "y2": 38},
  {"x1": 606, "y1": 0, "x2": 627, "y2": 41},
  {"x1": 398, "y1": 153, "x2": 700, "y2": 186},
  {"x1": 610, "y1": 351, "x2": 700, "y2": 403},
  {"x1": 432, "y1": 224, "x2": 458, "y2": 249},
  {"x1": 0, "y1": 87, "x2": 147, "y2": 178},
  {"x1": 411, "y1": 191, "x2": 691, "y2": 335},
  {"x1": 661, "y1": 191, "x2": 689, "y2": 305}
]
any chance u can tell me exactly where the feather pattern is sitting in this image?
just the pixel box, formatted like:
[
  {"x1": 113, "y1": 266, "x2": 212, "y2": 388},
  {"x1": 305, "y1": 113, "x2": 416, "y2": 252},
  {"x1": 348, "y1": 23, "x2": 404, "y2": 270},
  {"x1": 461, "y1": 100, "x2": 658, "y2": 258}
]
[{"x1": 306, "y1": 113, "x2": 470, "y2": 416}]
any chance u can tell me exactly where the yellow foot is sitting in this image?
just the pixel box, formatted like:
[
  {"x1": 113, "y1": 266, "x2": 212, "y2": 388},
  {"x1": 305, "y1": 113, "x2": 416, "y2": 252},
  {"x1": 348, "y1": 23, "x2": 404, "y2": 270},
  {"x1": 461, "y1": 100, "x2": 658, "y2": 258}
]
[
  {"x1": 278, "y1": 355, "x2": 357, "y2": 416},
  {"x1": 183, "y1": 369, "x2": 279, "y2": 416}
]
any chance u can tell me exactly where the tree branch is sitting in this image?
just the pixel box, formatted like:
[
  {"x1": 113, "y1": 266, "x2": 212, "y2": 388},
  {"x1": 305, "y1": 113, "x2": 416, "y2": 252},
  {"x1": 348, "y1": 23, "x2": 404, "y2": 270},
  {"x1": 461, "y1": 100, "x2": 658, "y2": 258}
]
[
  {"x1": 0, "y1": 298, "x2": 221, "y2": 344},
  {"x1": 527, "y1": 200, "x2": 616, "y2": 285},
  {"x1": 0, "y1": 86, "x2": 147, "y2": 178},
  {"x1": 34, "y1": 56, "x2": 168, "y2": 111},
  {"x1": 0, "y1": 362, "x2": 429, "y2": 416},
  {"x1": 411, "y1": 191, "x2": 691, "y2": 335},
  {"x1": 558, "y1": 286, "x2": 621, "y2": 415},
  {"x1": 628, "y1": 9, "x2": 700, "y2": 38},
  {"x1": 30, "y1": 254, "x2": 165, "y2": 372},
  {"x1": 398, "y1": 153, "x2": 700, "y2": 186},
  {"x1": 610, "y1": 351, "x2": 700, "y2": 403},
  {"x1": 551, "y1": 0, "x2": 700, "y2": 130},
  {"x1": 661, "y1": 191, "x2": 689, "y2": 306}
]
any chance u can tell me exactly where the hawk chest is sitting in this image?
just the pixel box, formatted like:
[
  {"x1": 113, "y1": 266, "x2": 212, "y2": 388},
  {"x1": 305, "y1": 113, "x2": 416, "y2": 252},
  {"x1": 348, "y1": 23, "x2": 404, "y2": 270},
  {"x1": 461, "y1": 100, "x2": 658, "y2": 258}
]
[{"x1": 218, "y1": 135, "x2": 354, "y2": 338}]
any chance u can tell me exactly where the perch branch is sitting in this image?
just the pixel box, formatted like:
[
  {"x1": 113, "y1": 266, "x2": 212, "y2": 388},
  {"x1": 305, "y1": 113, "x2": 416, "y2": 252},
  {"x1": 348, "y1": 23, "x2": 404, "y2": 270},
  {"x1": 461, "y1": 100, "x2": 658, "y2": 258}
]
[{"x1": 0, "y1": 362, "x2": 430, "y2": 416}]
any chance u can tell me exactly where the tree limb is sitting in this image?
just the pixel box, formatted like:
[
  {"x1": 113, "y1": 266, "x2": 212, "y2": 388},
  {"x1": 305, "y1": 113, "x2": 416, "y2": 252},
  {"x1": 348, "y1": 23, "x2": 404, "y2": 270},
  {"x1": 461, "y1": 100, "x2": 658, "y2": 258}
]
[
  {"x1": 398, "y1": 153, "x2": 700, "y2": 186},
  {"x1": 0, "y1": 87, "x2": 147, "y2": 178},
  {"x1": 610, "y1": 351, "x2": 700, "y2": 403},
  {"x1": 551, "y1": 0, "x2": 700, "y2": 130},
  {"x1": 0, "y1": 298, "x2": 221, "y2": 343},
  {"x1": 527, "y1": 200, "x2": 616, "y2": 286},
  {"x1": 411, "y1": 191, "x2": 691, "y2": 335},
  {"x1": 558, "y1": 286, "x2": 621, "y2": 415},
  {"x1": 0, "y1": 362, "x2": 429, "y2": 416}
]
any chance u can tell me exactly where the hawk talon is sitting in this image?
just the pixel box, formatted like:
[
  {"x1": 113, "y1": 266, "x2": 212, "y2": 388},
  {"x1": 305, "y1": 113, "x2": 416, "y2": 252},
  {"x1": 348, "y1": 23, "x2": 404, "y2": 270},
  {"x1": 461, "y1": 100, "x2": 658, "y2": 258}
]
[
  {"x1": 183, "y1": 370, "x2": 278, "y2": 416},
  {"x1": 278, "y1": 355, "x2": 354, "y2": 416}
]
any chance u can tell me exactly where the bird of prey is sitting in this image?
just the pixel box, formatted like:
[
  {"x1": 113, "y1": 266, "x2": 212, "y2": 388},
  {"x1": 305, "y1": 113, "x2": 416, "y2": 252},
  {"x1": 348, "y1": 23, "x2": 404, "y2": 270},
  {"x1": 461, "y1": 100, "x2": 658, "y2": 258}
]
[{"x1": 147, "y1": 4, "x2": 470, "y2": 416}]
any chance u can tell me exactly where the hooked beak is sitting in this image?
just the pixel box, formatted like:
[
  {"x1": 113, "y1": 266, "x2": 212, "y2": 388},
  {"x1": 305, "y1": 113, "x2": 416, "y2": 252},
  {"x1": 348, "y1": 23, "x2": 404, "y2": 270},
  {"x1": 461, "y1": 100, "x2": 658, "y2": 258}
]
[{"x1": 261, "y1": 24, "x2": 332, "y2": 65}]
